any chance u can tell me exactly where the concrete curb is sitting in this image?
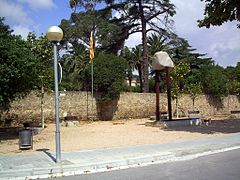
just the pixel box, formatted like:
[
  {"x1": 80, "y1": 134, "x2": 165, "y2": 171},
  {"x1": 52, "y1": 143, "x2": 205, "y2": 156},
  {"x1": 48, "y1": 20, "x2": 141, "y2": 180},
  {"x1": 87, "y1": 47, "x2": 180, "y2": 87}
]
[
  {"x1": 11, "y1": 146, "x2": 240, "y2": 180},
  {"x1": 1, "y1": 133, "x2": 240, "y2": 180}
]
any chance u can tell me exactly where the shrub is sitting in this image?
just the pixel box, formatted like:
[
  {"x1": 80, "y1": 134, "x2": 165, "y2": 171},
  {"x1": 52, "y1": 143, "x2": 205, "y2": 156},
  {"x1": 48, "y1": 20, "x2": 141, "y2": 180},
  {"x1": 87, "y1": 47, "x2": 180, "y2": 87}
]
[{"x1": 84, "y1": 53, "x2": 127, "y2": 102}]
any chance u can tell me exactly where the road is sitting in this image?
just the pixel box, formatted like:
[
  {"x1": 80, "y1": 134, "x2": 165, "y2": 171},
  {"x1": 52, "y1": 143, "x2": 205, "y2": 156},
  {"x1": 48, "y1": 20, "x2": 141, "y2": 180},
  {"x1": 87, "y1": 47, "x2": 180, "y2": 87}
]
[{"x1": 44, "y1": 149, "x2": 240, "y2": 180}]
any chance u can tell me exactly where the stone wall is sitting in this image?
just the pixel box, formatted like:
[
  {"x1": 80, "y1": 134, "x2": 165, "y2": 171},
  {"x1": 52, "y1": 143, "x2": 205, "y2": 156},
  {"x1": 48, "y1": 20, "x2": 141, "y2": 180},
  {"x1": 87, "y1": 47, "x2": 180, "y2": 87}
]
[
  {"x1": 3, "y1": 91, "x2": 240, "y2": 124},
  {"x1": 115, "y1": 93, "x2": 240, "y2": 118}
]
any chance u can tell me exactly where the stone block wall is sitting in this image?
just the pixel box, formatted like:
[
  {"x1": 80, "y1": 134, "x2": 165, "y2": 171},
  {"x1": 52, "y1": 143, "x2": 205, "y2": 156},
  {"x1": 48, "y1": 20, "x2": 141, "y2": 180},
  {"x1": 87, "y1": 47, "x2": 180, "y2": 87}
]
[{"x1": 3, "y1": 91, "x2": 240, "y2": 125}]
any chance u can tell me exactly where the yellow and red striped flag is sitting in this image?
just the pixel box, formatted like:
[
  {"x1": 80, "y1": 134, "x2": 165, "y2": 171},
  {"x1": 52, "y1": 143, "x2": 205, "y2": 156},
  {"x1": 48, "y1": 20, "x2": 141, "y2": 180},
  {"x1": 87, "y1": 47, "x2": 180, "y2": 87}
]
[{"x1": 89, "y1": 32, "x2": 94, "y2": 62}]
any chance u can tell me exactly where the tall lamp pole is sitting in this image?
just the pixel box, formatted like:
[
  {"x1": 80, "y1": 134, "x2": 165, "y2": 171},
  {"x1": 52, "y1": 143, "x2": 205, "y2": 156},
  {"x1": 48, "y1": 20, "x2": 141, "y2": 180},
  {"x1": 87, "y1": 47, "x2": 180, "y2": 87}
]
[{"x1": 46, "y1": 26, "x2": 63, "y2": 163}]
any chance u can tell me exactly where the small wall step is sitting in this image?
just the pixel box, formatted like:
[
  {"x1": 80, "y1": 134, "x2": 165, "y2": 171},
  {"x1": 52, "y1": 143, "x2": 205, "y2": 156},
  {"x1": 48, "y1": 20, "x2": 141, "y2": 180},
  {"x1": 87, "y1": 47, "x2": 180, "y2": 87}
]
[{"x1": 162, "y1": 118, "x2": 202, "y2": 128}]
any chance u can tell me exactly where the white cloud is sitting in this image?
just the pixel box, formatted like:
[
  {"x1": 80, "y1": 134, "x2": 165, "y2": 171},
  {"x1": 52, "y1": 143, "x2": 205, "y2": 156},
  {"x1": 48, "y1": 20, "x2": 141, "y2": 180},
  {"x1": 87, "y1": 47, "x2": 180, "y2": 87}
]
[
  {"x1": 0, "y1": 0, "x2": 57, "y2": 38},
  {"x1": 207, "y1": 25, "x2": 240, "y2": 66},
  {"x1": 125, "y1": 32, "x2": 141, "y2": 48},
  {"x1": 0, "y1": 0, "x2": 33, "y2": 26},
  {"x1": 17, "y1": 0, "x2": 55, "y2": 10},
  {"x1": 172, "y1": 0, "x2": 204, "y2": 34},
  {"x1": 13, "y1": 25, "x2": 31, "y2": 39},
  {"x1": 171, "y1": 0, "x2": 240, "y2": 67}
]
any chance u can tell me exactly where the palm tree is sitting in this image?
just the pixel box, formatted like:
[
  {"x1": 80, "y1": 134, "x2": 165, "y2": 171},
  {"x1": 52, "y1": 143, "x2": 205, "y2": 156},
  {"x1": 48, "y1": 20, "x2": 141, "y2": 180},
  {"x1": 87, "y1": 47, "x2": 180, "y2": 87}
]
[
  {"x1": 147, "y1": 33, "x2": 169, "y2": 57},
  {"x1": 122, "y1": 45, "x2": 144, "y2": 92},
  {"x1": 122, "y1": 46, "x2": 135, "y2": 91},
  {"x1": 131, "y1": 45, "x2": 144, "y2": 92},
  {"x1": 62, "y1": 42, "x2": 89, "y2": 90}
]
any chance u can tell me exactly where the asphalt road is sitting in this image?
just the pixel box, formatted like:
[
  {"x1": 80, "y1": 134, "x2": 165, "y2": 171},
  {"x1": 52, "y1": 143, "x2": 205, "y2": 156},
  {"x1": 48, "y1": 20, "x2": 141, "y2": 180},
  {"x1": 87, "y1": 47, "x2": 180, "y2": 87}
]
[{"x1": 44, "y1": 149, "x2": 240, "y2": 180}]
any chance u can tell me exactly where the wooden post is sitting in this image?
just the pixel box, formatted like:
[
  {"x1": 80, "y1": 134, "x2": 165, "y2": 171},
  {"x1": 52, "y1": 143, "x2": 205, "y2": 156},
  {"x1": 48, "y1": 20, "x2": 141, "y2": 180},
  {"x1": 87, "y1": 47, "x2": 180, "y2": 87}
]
[
  {"x1": 155, "y1": 70, "x2": 160, "y2": 121},
  {"x1": 166, "y1": 68, "x2": 172, "y2": 120}
]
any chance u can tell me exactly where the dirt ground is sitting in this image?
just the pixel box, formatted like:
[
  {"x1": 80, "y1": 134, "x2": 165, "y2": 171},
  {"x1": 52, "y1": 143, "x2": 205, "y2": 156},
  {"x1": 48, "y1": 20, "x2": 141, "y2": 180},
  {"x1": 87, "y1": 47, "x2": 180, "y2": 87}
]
[{"x1": 1, "y1": 117, "x2": 240, "y2": 154}]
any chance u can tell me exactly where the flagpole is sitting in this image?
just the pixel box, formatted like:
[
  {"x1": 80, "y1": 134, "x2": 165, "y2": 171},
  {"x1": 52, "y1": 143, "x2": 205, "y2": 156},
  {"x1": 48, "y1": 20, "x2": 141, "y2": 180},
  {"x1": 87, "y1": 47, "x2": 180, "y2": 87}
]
[
  {"x1": 86, "y1": 89, "x2": 89, "y2": 119},
  {"x1": 91, "y1": 57, "x2": 94, "y2": 120},
  {"x1": 89, "y1": 31, "x2": 94, "y2": 120}
]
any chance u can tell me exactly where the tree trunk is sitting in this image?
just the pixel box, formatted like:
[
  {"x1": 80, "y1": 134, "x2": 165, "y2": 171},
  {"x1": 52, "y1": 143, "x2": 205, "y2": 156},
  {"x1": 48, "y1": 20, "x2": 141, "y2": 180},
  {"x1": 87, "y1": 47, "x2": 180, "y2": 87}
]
[
  {"x1": 128, "y1": 76, "x2": 132, "y2": 92},
  {"x1": 139, "y1": 0, "x2": 149, "y2": 93},
  {"x1": 40, "y1": 85, "x2": 45, "y2": 128},
  {"x1": 176, "y1": 98, "x2": 179, "y2": 118},
  {"x1": 155, "y1": 71, "x2": 160, "y2": 121},
  {"x1": 137, "y1": 63, "x2": 143, "y2": 92},
  {"x1": 192, "y1": 97, "x2": 195, "y2": 111}
]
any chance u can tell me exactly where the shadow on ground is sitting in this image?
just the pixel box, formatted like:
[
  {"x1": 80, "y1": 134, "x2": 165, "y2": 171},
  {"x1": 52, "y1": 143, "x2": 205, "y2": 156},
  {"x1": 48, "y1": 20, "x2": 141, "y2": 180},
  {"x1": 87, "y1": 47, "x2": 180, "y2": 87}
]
[
  {"x1": 0, "y1": 128, "x2": 19, "y2": 141},
  {"x1": 36, "y1": 148, "x2": 56, "y2": 162},
  {"x1": 163, "y1": 119, "x2": 240, "y2": 134}
]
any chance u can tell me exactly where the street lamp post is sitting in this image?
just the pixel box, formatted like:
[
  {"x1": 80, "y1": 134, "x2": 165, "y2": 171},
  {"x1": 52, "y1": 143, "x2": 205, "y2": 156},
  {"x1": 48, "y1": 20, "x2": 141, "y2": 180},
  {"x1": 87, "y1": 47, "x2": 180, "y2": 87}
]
[{"x1": 46, "y1": 26, "x2": 63, "y2": 163}]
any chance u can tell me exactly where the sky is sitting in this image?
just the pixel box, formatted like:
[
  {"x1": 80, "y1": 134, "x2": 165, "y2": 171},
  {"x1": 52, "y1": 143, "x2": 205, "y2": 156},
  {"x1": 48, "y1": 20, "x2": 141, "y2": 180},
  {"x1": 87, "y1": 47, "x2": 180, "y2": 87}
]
[{"x1": 0, "y1": 0, "x2": 239, "y2": 68}]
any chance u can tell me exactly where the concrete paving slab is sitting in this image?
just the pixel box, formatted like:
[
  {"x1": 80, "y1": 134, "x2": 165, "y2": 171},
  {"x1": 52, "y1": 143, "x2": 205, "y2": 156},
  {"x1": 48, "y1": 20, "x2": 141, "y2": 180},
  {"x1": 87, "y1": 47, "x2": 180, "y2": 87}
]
[{"x1": 0, "y1": 133, "x2": 240, "y2": 180}]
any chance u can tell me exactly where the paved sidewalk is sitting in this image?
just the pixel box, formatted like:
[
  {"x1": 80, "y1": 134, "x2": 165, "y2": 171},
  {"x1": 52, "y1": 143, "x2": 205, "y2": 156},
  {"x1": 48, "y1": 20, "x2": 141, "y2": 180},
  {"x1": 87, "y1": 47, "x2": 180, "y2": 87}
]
[{"x1": 1, "y1": 133, "x2": 240, "y2": 180}]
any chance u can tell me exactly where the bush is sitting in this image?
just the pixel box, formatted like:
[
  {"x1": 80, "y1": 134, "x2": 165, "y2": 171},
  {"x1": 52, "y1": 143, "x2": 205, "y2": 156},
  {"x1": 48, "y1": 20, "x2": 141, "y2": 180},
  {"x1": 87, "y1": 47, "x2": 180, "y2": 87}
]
[
  {"x1": 0, "y1": 19, "x2": 39, "y2": 110},
  {"x1": 201, "y1": 65, "x2": 228, "y2": 98},
  {"x1": 84, "y1": 53, "x2": 127, "y2": 102}
]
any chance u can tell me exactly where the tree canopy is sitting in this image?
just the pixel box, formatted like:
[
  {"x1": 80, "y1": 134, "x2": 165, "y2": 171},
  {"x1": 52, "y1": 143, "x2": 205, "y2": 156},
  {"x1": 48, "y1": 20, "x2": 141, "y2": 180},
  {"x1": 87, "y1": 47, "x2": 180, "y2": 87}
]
[
  {"x1": 83, "y1": 53, "x2": 127, "y2": 102},
  {"x1": 61, "y1": 0, "x2": 240, "y2": 98},
  {"x1": 67, "y1": 0, "x2": 176, "y2": 92},
  {"x1": 198, "y1": 0, "x2": 240, "y2": 28},
  {"x1": 27, "y1": 32, "x2": 54, "y2": 90},
  {"x1": 0, "y1": 18, "x2": 39, "y2": 110}
]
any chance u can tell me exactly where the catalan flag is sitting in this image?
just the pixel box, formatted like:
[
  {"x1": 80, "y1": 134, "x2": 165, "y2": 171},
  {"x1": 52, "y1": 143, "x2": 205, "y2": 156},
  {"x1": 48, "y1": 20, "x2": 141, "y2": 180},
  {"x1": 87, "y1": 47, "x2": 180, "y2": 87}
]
[{"x1": 89, "y1": 32, "x2": 94, "y2": 62}]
